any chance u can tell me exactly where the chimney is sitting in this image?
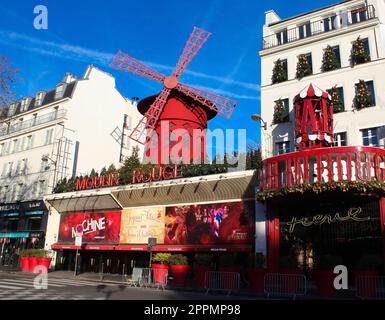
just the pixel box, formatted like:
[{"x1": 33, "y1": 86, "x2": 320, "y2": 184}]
[{"x1": 63, "y1": 72, "x2": 76, "y2": 83}]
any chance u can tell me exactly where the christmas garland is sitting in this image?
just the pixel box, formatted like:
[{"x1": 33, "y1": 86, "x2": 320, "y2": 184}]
[
  {"x1": 272, "y1": 59, "x2": 287, "y2": 84},
  {"x1": 322, "y1": 45, "x2": 340, "y2": 72},
  {"x1": 330, "y1": 86, "x2": 344, "y2": 113},
  {"x1": 257, "y1": 180, "x2": 385, "y2": 201},
  {"x1": 273, "y1": 99, "x2": 288, "y2": 124},
  {"x1": 354, "y1": 80, "x2": 372, "y2": 110},
  {"x1": 296, "y1": 54, "x2": 312, "y2": 79}
]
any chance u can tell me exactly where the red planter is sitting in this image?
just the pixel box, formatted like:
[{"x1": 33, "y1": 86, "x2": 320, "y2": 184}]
[
  {"x1": 247, "y1": 268, "x2": 266, "y2": 293},
  {"x1": 151, "y1": 264, "x2": 169, "y2": 285},
  {"x1": 170, "y1": 265, "x2": 191, "y2": 287},
  {"x1": 37, "y1": 258, "x2": 52, "y2": 272},
  {"x1": 29, "y1": 257, "x2": 39, "y2": 273},
  {"x1": 21, "y1": 257, "x2": 29, "y2": 273},
  {"x1": 194, "y1": 265, "x2": 214, "y2": 288},
  {"x1": 314, "y1": 270, "x2": 335, "y2": 297}
]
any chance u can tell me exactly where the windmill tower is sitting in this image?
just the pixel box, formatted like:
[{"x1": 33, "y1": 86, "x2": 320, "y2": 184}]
[{"x1": 110, "y1": 27, "x2": 237, "y2": 164}]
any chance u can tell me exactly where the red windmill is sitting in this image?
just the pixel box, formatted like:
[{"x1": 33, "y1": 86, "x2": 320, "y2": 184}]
[{"x1": 110, "y1": 27, "x2": 237, "y2": 164}]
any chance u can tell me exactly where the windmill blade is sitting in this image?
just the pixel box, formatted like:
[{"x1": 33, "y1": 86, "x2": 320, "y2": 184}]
[
  {"x1": 176, "y1": 83, "x2": 237, "y2": 119},
  {"x1": 128, "y1": 88, "x2": 172, "y2": 144},
  {"x1": 110, "y1": 50, "x2": 166, "y2": 83},
  {"x1": 173, "y1": 27, "x2": 212, "y2": 78}
]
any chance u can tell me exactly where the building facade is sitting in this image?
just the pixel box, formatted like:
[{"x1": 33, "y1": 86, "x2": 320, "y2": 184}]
[
  {"x1": 258, "y1": 0, "x2": 385, "y2": 279},
  {"x1": 260, "y1": 0, "x2": 385, "y2": 159},
  {"x1": 0, "y1": 65, "x2": 143, "y2": 268}
]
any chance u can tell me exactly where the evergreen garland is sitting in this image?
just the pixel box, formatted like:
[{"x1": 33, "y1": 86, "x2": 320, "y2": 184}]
[
  {"x1": 272, "y1": 59, "x2": 287, "y2": 84},
  {"x1": 296, "y1": 54, "x2": 312, "y2": 79},
  {"x1": 273, "y1": 99, "x2": 288, "y2": 124},
  {"x1": 322, "y1": 45, "x2": 340, "y2": 72},
  {"x1": 354, "y1": 80, "x2": 372, "y2": 110},
  {"x1": 351, "y1": 36, "x2": 370, "y2": 66},
  {"x1": 257, "y1": 180, "x2": 385, "y2": 201},
  {"x1": 330, "y1": 86, "x2": 344, "y2": 113}
]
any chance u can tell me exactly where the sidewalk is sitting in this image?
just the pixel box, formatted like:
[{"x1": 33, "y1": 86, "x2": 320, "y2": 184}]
[{"x1": 0, "y1": 268, "x2": 359, "y2": 300}]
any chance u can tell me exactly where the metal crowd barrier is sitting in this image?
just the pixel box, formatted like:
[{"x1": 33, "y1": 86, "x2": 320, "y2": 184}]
[
  {"x1": 264, "y1": 273, "x2": 307, "y2": 300},
  {"x1": 356, "y1": 276, "x2": 385, "y2": 300},
  {"x1": 99, "y1": 263, "x2": 127, "y2": 283},
  {"x1": 204, "y1": 271, "x2": 240, "y2": 296}
]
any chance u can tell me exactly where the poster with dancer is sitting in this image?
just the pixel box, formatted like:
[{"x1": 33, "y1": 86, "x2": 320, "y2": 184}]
[{"x1": 164, "y1": 201, "x2": 255, "y2": 245}]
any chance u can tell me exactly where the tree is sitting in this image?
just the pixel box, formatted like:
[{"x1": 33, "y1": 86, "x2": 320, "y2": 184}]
[
  {"x1": 118, "y1": 146, "x2": 141, "y2": 184},
  {"x1": 351, "y1": 37, "x2": 370, "y2": 66},
  {"x1": 272, "y1": 59, "x2": 287, "y2": 84},
  {"x1": 0, "y1": 56, "x2": 18, "y2": 118},
  {"x1": 296, "y1": 54, "x2": 312, "y2": 79},
  {"x1": 322, "y1": 45, "x2": 340, "y2": 72},
  {"x1": 354, "y1": 80, "x2": 372, "y2": 110},
  {"x1": 273, "y1": 99, "x2": 288, "y2": 124}
]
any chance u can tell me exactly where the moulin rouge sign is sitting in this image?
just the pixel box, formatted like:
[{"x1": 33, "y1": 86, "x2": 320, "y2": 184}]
[{"x1": 75, "y1": 165, "x2": 183, "y2": 191}]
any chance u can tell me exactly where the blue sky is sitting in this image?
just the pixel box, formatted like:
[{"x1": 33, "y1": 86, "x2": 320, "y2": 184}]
[{"x1": 0, "y1": 0, "x2": 338, "y2": 153}]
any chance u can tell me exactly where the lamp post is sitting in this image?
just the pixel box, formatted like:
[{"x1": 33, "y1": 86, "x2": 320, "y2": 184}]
[{"x1": 251, "y1": 113, "x2": 272, "y2": 159}]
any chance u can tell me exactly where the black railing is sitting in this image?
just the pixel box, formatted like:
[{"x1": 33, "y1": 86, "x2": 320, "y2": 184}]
[{"x1": 262, "y1": 5, "x2": 376, "y2": 50}]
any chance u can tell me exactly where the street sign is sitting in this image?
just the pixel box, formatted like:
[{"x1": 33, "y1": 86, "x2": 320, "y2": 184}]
[{"x1": 75, "y1": 235, "x2": 82, "y2": 247}]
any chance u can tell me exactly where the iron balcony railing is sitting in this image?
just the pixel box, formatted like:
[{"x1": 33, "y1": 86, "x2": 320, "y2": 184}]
[
  {"x1": 262, "y1": 5, "x2": 376, "y2": 50},
  {"x1": 0, "y1": 109, "x2": 67, "y2": 137}
]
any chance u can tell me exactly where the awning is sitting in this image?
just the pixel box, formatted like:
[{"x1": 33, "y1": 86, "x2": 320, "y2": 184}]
[
  {"x1": 46, "y1": 193, "x2": 121, "y2": 213},
  {"x1": 115, "y1": 244, "x2": 253, "y2": 252},
  {"x1": 83, "y1": 244, "x2": 115, "y2": 251},
  {"x1": 51, "y1": 244, "x2": 81, "y2": 250}
]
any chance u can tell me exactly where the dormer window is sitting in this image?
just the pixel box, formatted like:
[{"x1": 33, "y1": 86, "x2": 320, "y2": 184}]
[
  {"x1": 21, "y1": 97, "x2": 31, "y2": 112},
  {"x1": 8, "y1": 103, "x2": 17, "y2": 117},
  {"x1": 55, "y1": 83, "x2": 67, "y2": 100},
  {"x1": 35, "y1": 91, "x2": 46, "y2": 107}
]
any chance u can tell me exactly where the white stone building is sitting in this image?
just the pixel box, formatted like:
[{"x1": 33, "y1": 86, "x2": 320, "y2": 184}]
[
  {"x1": 0, "y1": 65, "x2": 143, "y2": 265},
  {"x1": 259, "y1": 0, "x2": 385, "y2": 159}
]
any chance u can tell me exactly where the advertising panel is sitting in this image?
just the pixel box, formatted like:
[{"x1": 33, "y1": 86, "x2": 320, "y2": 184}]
[
  {"x1": 120, "y1": 207, "x2": 165, "y2": 244},
  {"x1": 58, "y1": 211, "x2": 121, "y2": 243},
  {"x1": 164, "y1": 201, "x2": 255, "y2": 245}
]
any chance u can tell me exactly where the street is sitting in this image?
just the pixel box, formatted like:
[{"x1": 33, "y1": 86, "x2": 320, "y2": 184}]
[{"x1": 0, "y1": 272, "x2": 255, "y2": 300}]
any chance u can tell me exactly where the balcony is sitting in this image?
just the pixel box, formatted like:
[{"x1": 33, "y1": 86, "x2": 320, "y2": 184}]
[
  {"x1": 0, "y1": 109, "x2": 67, "y2": 138},
  {"x1": 262, "y1": 5, "x2": 376, "y2": 50},
  {"x1": 258, "y1": 146, "x2": 385, "y2": 199}
]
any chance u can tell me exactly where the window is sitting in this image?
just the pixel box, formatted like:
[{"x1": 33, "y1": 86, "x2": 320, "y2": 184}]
[
  {"x1": 12, "y1": 139, "x2": 20, "y2": 153},
  {"x1": 362, "y1": 38, "x2": 371, "y2": 58},
  {"x1": 8, "y1": 103, "x2": 16, "y2": 117},
  {"x1": 305, "y1": 53, "x2": 313, "y2": 74},
  {"x1": 22, "y1": 159, "x2": 28, "y2": 175},
  {"x1": 355, "y1": 80, "x2": 376, "y2": 106},
  {"x1": 40, "y1": 157, "x2": 49, "y2": 172},
  {"x1": 21, "y1": 98, "x2": 30, "y2": 112},
  {"x1": 333, "y1": 132, "x2": 347, "y2": 146},
  {"x1": 35, "y1": 92, "x2": 45, "y2": 106},
  {"x1": 276, "y1": 29, "x2": 288, "y2": 45},
  {"x1": 28, "y1": 217, "x2": 42, "y2": 231},
  {"x1": 26, "y1": 135, "x2": 34, "y2": 150},
  {"x1": 274, "y1": 98, "x2": 290, "y2": 123},
  {"x1": 37, "y1": 180, "x2": 46, "y2": 197},
  {"x1": 15, "y1": 183, "x2": 23, "y2": 201},
  {"x1": 332, "y1": 46, "x2": 341, "y2": 68},
  {"x1": 299, "y1": 22, "x2": 311, "y2": 39},
  {"x1": 327, "y1": 86, "x2": 345, "y2": 113},
  {"x1": 45, "y1": 129, "x2": 54, "y2": 145},
  {"x1": 351, "y1": 6, "x2": 368, "y2": 24},
  {"x1": 7, "y1": 162, "x2": 13, "y2": 177},
  {"x1": 32, "y1": 114, "x2": 37, "y2": 126},
  {"x1": 1, "y1": 186, "x2": 8, "y2": 203},
  {"x1": 7, "y1": 218, "x2": 19, "y2": 232},
  {"x1": 361, "y1": 127, "x2": 379, "y2": 146},
  {"x1": 323, "y1": 15, "x2": 337, "y2": 32},
  {"x1": 55, "y1": 84, "x2": 66, "y2": 99},
  {"x1": 276, "y1": 141, "x2": 291, "y2": 155}
]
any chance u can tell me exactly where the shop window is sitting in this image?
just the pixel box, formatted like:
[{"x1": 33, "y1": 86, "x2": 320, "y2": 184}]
[
  {"x1": 333, "y1": 132, "x2": 347, "y2": 146},
  {"x1": 361, "y1": 127, "x2": 379, "y2": 146},
  {"x1": 7, "y1": 218, "x2": 19, "y2": 231},
  {"x1": 28, "y1": 217, "x2": 42, "y2": 231}
]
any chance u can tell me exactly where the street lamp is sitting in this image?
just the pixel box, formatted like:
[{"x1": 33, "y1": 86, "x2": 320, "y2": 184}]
[{"x1": 251, "y1": 113, "x2": 267, "y2": 130}]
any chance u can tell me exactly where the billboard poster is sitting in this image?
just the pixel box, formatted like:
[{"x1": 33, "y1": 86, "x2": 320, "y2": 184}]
[
  {"x1": 164, "y1": 201, "x2": 255, "y2": 245},
  {"x1": 58, "y1": 211, "x2": 121, "y2": 243},
  {"x1": 120, "y1": 207, "x2": 165, "y2": 244}
]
